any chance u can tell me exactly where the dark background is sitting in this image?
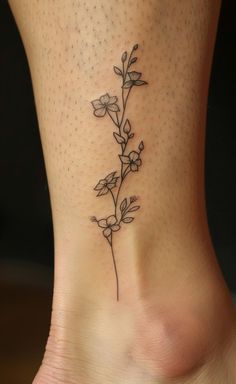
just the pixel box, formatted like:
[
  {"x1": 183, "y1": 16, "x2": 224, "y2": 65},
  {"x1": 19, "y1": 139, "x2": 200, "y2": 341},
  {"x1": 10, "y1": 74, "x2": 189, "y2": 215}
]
[{"x1": 1, "y1": 0, "x2": 235, "y2": 287}]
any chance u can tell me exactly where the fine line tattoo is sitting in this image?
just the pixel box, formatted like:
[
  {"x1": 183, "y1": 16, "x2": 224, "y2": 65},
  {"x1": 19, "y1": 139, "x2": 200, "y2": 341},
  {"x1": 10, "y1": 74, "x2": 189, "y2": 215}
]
[{"x1": 90, "y1": 44, "x2": 147, "y2": 301}]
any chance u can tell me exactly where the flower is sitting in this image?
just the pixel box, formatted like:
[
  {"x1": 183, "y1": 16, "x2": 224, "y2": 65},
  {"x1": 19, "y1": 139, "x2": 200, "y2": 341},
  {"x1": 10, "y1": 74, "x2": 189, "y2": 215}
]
[
  {"x1": 91, "y1": 93, "x2": 119, "y2": 117},
  {"x1": 98, "y1": 215, "x2": 120, "y2": 238},
  {"x1": 123, "y1": 71, "x2": 147, "y2": 89},
  {"x1": 94, "y1": 172, "x2": 118, "y2": 196},
  {"x1": 119, "y1": 151, "x2": 142, "y2": 172}
]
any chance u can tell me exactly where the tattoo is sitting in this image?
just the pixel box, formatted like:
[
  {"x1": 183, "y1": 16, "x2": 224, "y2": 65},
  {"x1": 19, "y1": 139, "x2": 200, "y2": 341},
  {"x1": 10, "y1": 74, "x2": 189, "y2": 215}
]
[{"x1": 90, "y1": 44, "x2": 147, "y2": 301}]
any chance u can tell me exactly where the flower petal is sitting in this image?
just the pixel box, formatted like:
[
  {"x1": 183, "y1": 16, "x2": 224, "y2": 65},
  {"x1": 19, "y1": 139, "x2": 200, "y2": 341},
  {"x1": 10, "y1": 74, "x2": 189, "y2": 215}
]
[
  {"x1": 135, "y1": 159, "x2": 142, "y2": 166},
  {"x1": 98, "y1": 219, "x2": 107, "y2": 228},
  {"x1": 108, "y1": 104, "x2": 120, "y2": 112},
  {"x1": 103, "y1": 228, "x2": 112, "y2": 237},
  {"x1": 129, "y1": 151, "x2": 139, "y2": 161},
  {"x1": 107, "y1": 215, "x2": 117, "y2": 226},
  {"x1": 91, "y1": 99, "x2": 103, "y2": 109},
  {"x1": 111, "y1": 224, "x2": 120, "y2": 232},
  {"x1": 105, "y1": 172, "x2": 116, "y2": 182},
  {"x1": 130, "y1": 195, "x2": 138, "y2": 203},
  {"x1": 100, "y1": 93, "x2": 110, "y2": 104},
  {"x1": 130, "y1": 163, "x2": 138, "y2": 172},
  {"x1": 128, "y1": 71, "x2": 141, "y2": 81},
  {"x1": 97, "y1": 187, "x2": 109, "y2": 196},
  {"x1": 119, "y1": 155, "x2": 130, "y2": 164},
  {"x1": 107, "y1": 182, "x2": 116, "y2": 189},
  {"x1": 94, "y1": 179, "x2": 106, "y2": 190},
  {"x1": 106, "y1": 177, "x2": 118, "y2": 189},
  {"x1": 109, "y1": 96, "x2": 118, "y2": 104},
  {"x1": 122, "y1": 80, "x2": 133, "y2": 89},
  {"x1": 134, "y1": 80, "x2": 148, "y2": 86},
  {"x1": 94, "y1": 107, "x2": 106, "y2": 117}
]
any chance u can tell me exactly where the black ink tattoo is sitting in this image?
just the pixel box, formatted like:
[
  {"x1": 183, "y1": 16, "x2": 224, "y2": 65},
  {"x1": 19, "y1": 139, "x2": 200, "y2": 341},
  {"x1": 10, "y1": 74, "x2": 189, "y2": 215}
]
[{"x1": 90, "y1": 44, "x2": 147, "y2": 301}]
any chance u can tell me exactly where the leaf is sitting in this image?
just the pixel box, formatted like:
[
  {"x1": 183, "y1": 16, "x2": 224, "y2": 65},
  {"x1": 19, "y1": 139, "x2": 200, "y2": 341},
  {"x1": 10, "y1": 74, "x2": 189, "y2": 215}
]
[
  {"x1": 133, "y1": 44, "x2": 138, "y2": 50},
  {"x1": 120, "y1": 198, "x2": 127, "y2": 212},
  {"x1": 122, "y1": 217, "x2": 134, "y2": 223},
  {"x1": 134, "y1": 80, "x2": 148, "y2": 86},
  {"x1": 123, "y1": 119, "x2": 131, "y2": 134},
  {"x1": 129, "y1": 133, "x2": 134, "y2": 139},
  {"x1": 119, "y1": 155, "x2": 130, "y2": 164},
  {"x1": 113, "y1": 132, "x2": 125, "y2": 144},
  {"x1": 113, "y1": 66, "x2": 122, "y2": 76},
  {"x1": 128, "y1": 205, "x2": 140, "y2": 212}
]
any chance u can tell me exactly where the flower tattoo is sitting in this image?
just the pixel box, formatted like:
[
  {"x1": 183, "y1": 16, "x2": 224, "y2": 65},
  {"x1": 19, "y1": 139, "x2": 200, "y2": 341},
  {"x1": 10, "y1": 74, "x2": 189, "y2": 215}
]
[
  {"x1": 94, "y1": 172, "x2": 119, "y2": 196},
  {"x1": 123, "y1": 71, "x2": 147, "y2": 89},
  {"x1": 119, "y1": 150, "x2": 142, "y2": 172},
  {"x1": 90, "y1": 45, "x2": 147, "y2": 301},
  {"x1": 97, "y1": 215, "x2": 120, "y2": 238},
  {"x1": 92, "y1": 94, "x2": 119, "y2": 117}
]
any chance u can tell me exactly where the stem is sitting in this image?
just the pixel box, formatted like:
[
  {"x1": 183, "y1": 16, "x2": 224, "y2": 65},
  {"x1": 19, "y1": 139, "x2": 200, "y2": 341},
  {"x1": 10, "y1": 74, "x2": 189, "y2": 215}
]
[
  {"x1": 109, "y1": 189, "x2": 116, "y2": 206},
  {"x1": 120, "y1": 85, "x2": 131, "y2": 133},
  {"x1": 110, "y1": 235, "x2": 119, "y2": 301},
  {"x1": 117, "y1": 86, "x2": 131, "y2": 195},
  {"x1": 115, "y1": 111, "x2": 120, "y2": 126},
  {"x1": 114, "y1": 167, "x2": 130, "y2": 217},
  {"x1": 121, "y1": 89, "x2": 125, "y2": 124},
  {"x1": 122, "y1": 86, "x2": 132, "y2": 127},
  {"x1": 119, "y1": 48, "x2": 134, "y2": 132},
  {"x1": 127, "y1": 46, "x2": 135, "y2": 68},
  {"x1": 113, "y1": 49, "x2": 135, "y2": 217},
  {"x1": 114, "y1": 180, "x2": 122, "y2": 217},
  {"x1": 122, "y1": 166, "x2": 130, "y2": 179},
  {"x1": 108, "y1": 110, "x2": 119, "y2": 127},
  {"x1": 121, "y1": 60, "x2": 125, "y2": 131}
]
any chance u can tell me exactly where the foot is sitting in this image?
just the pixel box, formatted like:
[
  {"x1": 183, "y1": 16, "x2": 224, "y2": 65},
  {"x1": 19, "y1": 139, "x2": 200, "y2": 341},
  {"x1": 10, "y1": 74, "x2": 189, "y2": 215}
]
[{"x1": 33, "y1": 244, "x2": 236, "y2": 384}]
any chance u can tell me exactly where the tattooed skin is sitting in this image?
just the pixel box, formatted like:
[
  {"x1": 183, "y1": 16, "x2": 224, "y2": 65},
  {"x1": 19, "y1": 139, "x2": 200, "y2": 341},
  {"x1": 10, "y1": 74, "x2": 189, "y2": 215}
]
[{"x1": 90, "y1": 45, "x2": 147, "y2": 301}]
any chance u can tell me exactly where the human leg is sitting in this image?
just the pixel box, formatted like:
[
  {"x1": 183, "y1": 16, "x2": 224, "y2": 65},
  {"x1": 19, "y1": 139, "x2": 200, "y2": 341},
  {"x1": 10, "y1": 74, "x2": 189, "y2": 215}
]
[{"x1": 9, "y1": 1, "x2": 236, "y2": 383}]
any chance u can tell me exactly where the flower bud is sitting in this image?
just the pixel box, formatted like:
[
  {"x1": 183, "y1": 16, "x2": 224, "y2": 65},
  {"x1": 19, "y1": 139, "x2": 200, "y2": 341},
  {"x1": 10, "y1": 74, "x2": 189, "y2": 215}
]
[
  {"x1": 123, "y1": 119, "x2": 131, "y2": 133},
  {"x1": 121, "y1": 51, "x2": 127, "y2": 62},
  {"x1": 139, "y1": 141, "x2": 144, "y2": 151}
]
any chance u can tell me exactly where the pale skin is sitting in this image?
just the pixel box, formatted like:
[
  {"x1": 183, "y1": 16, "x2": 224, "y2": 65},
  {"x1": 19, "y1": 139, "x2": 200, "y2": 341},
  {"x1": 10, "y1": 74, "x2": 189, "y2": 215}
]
[{"x1": 8, "y1": 1, "x2": 236, "y2": 383}]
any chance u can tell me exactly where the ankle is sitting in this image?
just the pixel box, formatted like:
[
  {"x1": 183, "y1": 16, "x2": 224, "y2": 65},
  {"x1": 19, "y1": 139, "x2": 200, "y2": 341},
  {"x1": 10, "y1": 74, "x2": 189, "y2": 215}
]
[
  {"x1": 129, "y1": 298, "x2": 235, "y2": 380},
  {"x1": 33, "y1": 288, "x2": 236, "y2": 384},
  {"x1": 130, "y1": 306, "x2": 207, "y2": 378}
]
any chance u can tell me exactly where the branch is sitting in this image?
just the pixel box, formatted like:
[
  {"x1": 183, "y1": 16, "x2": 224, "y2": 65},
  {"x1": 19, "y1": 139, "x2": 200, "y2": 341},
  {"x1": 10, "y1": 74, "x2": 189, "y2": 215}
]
[{"x1": 113, "y1": 48, "x2": 135, "y2": 216}]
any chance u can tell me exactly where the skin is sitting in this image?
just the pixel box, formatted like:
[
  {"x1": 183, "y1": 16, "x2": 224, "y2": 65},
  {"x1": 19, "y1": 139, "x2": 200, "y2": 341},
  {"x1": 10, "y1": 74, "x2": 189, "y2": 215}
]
[{"x1": 8, "y1": 1, "x2": 236, "y2": 383}]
